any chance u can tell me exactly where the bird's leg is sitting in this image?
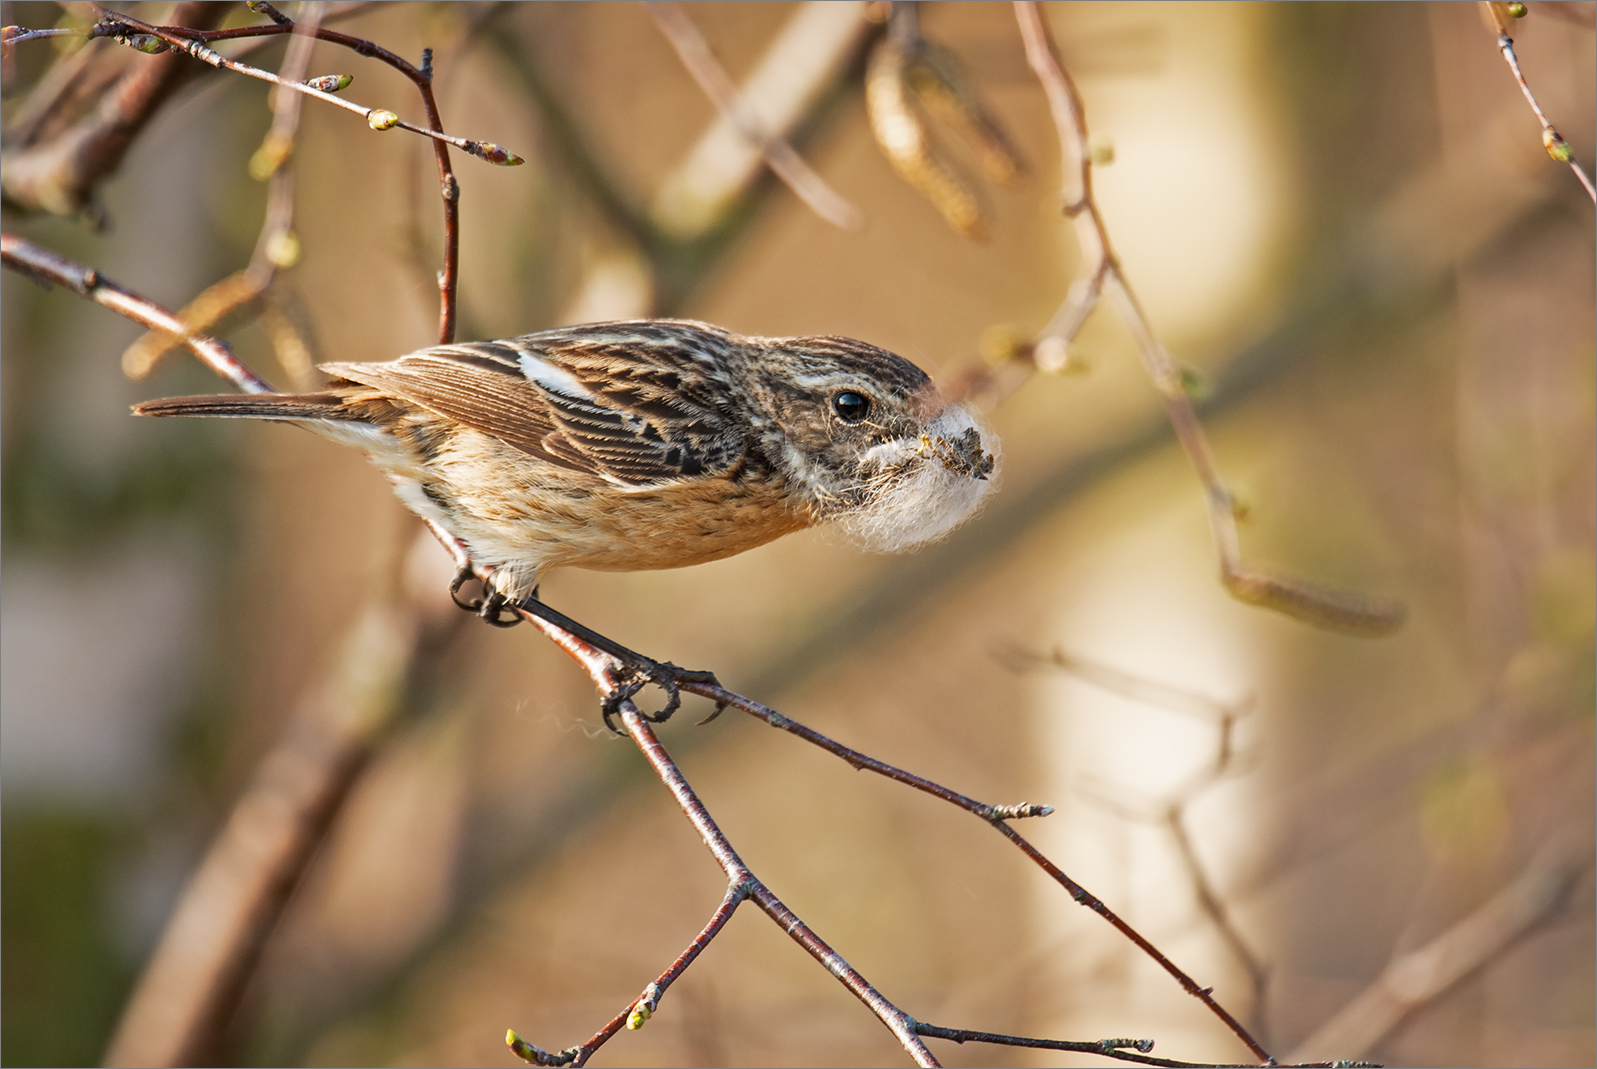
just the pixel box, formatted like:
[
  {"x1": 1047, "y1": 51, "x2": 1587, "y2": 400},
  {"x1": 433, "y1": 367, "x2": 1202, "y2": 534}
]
[
  {"x1": 447, "y1": 565, "x2": 718, "y2": 727},
  {"x1": 507, "y1": 593, "x2": 721, "y2": 730}
]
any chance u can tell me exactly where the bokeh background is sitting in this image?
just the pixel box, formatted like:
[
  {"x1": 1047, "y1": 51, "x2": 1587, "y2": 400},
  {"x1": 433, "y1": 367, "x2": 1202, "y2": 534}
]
[{"x1": 2, "y1": 2, "x2": 1593, "y2": 1066}]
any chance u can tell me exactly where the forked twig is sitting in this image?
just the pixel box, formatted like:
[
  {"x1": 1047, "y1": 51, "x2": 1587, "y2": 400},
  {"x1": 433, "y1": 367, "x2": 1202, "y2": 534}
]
[
  {"x1": 1017, "y1": 645, "x2": 1272, "y2": 1034},
  {"x1": 508, "y1": 614, "x2": 939, "y2": 1069},
  {"x1": 1008, "y1": 0, "x2": 1405, "y2": 638}
]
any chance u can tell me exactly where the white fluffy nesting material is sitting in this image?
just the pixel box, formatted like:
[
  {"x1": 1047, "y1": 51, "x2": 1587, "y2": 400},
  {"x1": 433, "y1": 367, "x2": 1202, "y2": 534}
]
[{"x1": 837, "y1": 402, "x2": 1000, "y2": 553}]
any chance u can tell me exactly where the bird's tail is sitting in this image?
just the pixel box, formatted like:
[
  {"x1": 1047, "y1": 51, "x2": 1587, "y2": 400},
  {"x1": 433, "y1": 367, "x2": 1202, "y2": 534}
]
[{"x1": 133, "y1": 393, "x2": 351, "y2": 420}]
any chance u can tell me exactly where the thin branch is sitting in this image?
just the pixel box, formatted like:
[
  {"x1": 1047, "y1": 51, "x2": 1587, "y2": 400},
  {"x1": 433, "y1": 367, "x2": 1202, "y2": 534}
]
[
  {"x1": 510, "y1": 884, "x2": 749, "y2": 1067},
  {"x1": 643, "y1": 0, "x2": 863, "y2": 231},
  {"x1": 669, "y1": 674, "x2": 1274, "y2": 1064},
  {"x1": 506, "y1": 613, "x2": 941, "y2": 1069},
  {"x1": 1480, "y1": 0, "x2": 1596, "y2": 201},
  {"x1": 1011, "y1": 0, "x2": 1405, "y2": 638},
  {"x1": 913, "y1": 1023, "x2": 1363, "y2": 1069},
  {"x1": 89, "y1": 9, "x2": 524, "y2": 168},
  {"x1": 1, "y1": 232, "x2": 271, "y2": 393}
]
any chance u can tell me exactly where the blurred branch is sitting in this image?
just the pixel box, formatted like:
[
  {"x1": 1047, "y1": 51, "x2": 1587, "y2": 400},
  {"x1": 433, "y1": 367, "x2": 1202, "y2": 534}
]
[
  {"x1": 1019, "y1": 646, "x2": 1271, "y2": 1037},
  {"x1": 1285, "y1": 831, "x2": 1591, "y2": 1063},
  {"x1": 0, "y1": 1, "x2": 226, "y2": 219},
  {"x1": 103, "y1": 595, "x2": 444, "y2": 1068},
  {"x1": 1480, "y1": 0, "x2": 1596, "y2": 201},
  {"x1": 647, "y1": 0, "x2": 874, "y2": 244},
  {"x1": 1007, "y1": 0, "x2": 1405, "y2": 638},
  {"x1": 490, "y1": 0, "x2": 874, "y2": 315},
  {"x1": 643, "y1": 0, "x2": 863, "y2": 232},
  {"x1": 0, "y1": 232, "x2": 271, "y2": 393},
  {"x1": 0, "y1": 231, "x2": 451, "y2": 1065}
]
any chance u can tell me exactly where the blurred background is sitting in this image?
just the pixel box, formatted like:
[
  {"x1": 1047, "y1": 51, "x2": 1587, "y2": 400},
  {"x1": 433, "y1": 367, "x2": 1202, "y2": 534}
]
[{"x1": 2, "y1": 2, "x2": 1592, "y2": 1066}]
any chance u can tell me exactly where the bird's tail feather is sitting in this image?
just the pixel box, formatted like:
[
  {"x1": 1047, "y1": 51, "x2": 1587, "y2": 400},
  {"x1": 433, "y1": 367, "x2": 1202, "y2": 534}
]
[{"x1": 133, "y1": 393, "x2": 350, "y2": 420}]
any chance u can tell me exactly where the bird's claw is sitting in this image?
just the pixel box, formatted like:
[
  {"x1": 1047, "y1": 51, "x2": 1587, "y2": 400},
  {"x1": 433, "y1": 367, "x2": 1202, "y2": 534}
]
[
  {"x1": 450, "y1": 566, "x2": 522, "y2": 628},
  {"x1": 599, "y1": 659, "x2": 721, "y2": 735}
]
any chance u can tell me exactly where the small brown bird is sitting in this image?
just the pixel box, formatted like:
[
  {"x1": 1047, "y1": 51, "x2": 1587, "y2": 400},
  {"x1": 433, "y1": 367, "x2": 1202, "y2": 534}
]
[{"x1": 136, "y1": 319, "x2": 997, "y2": 715}]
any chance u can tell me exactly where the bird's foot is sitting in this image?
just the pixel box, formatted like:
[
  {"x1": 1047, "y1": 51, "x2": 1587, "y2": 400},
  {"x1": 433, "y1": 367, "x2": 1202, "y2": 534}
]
[
  {"x1": 449, "y1": 566, "x2": 523, "y2": 628},
  {"x1": 600, "y1": 657, "x2": 721, "y2": 735}
]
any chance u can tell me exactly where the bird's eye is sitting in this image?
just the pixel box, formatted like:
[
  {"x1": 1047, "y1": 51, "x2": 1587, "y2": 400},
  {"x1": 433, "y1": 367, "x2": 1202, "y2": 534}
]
[{"x1": 832, "y1": 391, "x2": 871, "y2": 423}]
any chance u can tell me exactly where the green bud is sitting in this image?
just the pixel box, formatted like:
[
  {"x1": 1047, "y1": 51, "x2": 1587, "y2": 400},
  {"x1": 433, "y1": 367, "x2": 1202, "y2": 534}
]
[
  {"x1": 1507, "y1": 1, "x2": 1527, "y2": 16},
  {"x1": 1177, "y1": 366, "x2": 1211, "y2": 400},
  {"x1": 367, "y1": 109, "x2": 399, "y2": 131},
  {"x1": 1543, "y1": 129, "x2": 1573, "y2": 163},
  {"x1": 128, "y1": 34, "x2": 169, "y2": 54}
]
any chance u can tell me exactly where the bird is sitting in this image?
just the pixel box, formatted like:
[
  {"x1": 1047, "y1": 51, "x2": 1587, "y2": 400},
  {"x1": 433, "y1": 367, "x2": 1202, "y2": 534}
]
[{"x1": 135, "y1": 319, "x2": 998, "y2": 721}]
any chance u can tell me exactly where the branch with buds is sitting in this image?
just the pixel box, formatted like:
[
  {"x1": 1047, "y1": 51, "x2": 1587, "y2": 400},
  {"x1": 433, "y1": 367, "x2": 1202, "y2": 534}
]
[
  {"x1": 1479, "y1": 0, "x2": 1596, "y2": 202},
  {"x1": 970, "y1": 1, "x2": 1409, "y2": 638}
]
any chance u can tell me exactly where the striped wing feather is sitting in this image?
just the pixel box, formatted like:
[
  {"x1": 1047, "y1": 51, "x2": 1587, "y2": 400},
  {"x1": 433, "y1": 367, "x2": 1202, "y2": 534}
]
[{"x1": 322, "y1": 327, "x2": 746, "y2": 487}]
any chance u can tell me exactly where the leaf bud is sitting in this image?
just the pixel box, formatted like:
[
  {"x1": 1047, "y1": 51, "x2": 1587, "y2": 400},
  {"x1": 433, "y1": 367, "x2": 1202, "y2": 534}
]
[
  {"x1": 305, "y1": 74, "x2": 352, "y2": 94},
  {"x1": 127, "y1": 33, "x2": 169, "y2": 54},
  {"x1": 1543, "y1": 129, "x2": 1573, "y2": 163},
  {"x1": 367, "y1": 109, "x2": 399, "y2": 131},
  {"x1": 470, "y1": 141, "x2": 525, "y2": 166}
]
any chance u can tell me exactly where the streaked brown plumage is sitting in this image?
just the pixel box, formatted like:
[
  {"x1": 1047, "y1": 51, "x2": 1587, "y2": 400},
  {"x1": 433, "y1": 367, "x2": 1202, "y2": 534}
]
[{"x1": 135, "y1": 319, "x2": 998, "y2": 608}]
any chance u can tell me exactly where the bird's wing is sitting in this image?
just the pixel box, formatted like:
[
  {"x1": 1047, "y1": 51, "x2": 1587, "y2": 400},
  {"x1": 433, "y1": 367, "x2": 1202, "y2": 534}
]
[{"x1": 320, "y1": 326, "x2": 746, "y2": 487}]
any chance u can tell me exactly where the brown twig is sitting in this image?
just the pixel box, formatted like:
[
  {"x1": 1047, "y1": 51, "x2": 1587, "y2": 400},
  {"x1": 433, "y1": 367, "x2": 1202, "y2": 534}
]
[
  {"x1": 1009, "y1": 0, "x2": 1405, "y2": 638},
  {"x1": 643, "y1": 0, "x2": 864, "y2": 232},
  {"x1": 1480, "y1": 0, "x2": 1596, "y2": 201},
  {"x1": 506, "y1": 614, "x2": 941, "y2": 1069},
  {"x1": 912, "y1": 1023, "x2": 1363, "y2": 1069},
  {"x1": 87, "y1": 8, "x2": 524, "y2": 168},
  {"x1": 671, "y1": 675, "x2": 1276, "y2": 1065},
  {"x1": 509, "y1": 884, "x2": 748, "y2": 1067}
]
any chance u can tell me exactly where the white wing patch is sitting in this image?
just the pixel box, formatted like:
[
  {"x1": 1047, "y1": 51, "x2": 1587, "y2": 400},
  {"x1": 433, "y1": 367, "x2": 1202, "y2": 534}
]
[{"x1": 518, "y1": 352, "x2": 595, "y2": 400}]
